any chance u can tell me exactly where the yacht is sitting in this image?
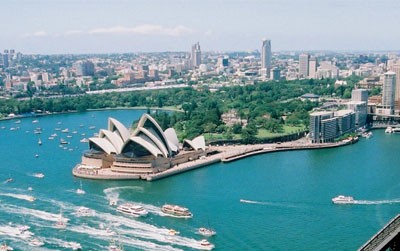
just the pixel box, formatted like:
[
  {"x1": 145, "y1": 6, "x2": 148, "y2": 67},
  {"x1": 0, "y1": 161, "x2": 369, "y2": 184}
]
[
  {"x1": 198, "y1": 227, "x2": 216, "y2": 237},
  {"x1": 198, "y1": 239, "x2": 215, "y2": 250},
  {"x1": 332, "y1": 195, "x2": 355, "y2": 204},
  {"x1": 161, "y1": 204, "x2": 193, "y2": 218},
  {"x1": 33, "y1": 173, "x2": 45, "y2": 178},
  {"x1": 385, "y1": 126, "x2": 393, "y2": 133},
  {"x1": 28, "y1": 238, "x2": 44, "y2": 247},
  {"x1": 116, "y1": 203, "x2": 148, "y2": 217}
]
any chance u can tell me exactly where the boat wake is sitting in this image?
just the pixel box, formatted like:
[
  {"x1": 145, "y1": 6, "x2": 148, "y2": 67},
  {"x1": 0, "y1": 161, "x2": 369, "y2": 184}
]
[
  {"x1": 0, "y1": 193, "x2": 35, "y2": 202},
  {"x1": 239, "y1": 199, "x2": 300, "y2": 208},
  {"x1": 352, "y1": 199, "x2": 400, "y2": 205}
]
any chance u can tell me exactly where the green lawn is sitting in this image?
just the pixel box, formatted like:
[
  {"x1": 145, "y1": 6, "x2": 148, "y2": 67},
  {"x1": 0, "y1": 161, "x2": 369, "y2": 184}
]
[{"x1": 256, "y1": 125, "x2": 306, "y2": 138}]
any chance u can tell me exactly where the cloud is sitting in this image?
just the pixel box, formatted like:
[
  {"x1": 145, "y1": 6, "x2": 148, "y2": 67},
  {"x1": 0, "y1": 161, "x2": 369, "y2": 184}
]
[
  {"x1": 65, "y1": 30, "x2": 83, "y2": 35},
  {"x1": 23, "y1": 30, "x2": 48, "y2": 37},
  {"x1": 87, "y1": 24, "x2": 194, "y2": 36}
]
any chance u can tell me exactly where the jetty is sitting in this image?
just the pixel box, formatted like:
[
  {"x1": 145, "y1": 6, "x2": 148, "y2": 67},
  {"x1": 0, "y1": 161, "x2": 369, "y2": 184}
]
[{"x1": 73, "y1": 137, "x2": 358, "y2": 182}]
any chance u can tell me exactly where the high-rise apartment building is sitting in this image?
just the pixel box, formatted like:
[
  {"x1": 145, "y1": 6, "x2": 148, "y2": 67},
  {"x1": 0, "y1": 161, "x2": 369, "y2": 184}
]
[
  {"x1": 76, "y1": 60, "x2": 95, "y2": 76},
  {"x1": 191, "y1": 42, "x2": 201, "y2": 68},
  {"x1": 261, "y1": 39, "x2": 272, "y2": 77},
  {"x1": 351, "y1": 89, "x2": 369, "y2": 104},
  {"x1": 299, "y1": 54, "x2": 309, "y2": 78},
  {"x1": 390, "y1": 63, "x2": 400, "y2": 112},
  {"x1": 380, "y1": 71, "x2": 396, "y2": 115}
]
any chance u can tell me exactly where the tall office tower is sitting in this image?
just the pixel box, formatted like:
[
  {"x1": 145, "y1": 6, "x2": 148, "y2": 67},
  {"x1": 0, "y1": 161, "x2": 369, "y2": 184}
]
[
  {"x1": 191, "y1": 42, "x2": 201, "y2": 68},
  {"x1": 351, "y1": 89, "x2": 369, "y2": 104},
  {"x1": 2, "y1": 53, "x2": 9, "y2": 69},
  {"x1": 308, "y1": 56, "x2": 317, "y2": 79},
  {"x1": 261, "y1": 39, "x2": 272, "y2": 77},
  {"x1": 299, "y1": 54, "x2": 309, "y2": 78},
  {"x1": 391, "y1": 64, "x2": 400, "y2": 112},
  {"x1": 381, "y1": 71, "x2": 396, "y2": 115}
]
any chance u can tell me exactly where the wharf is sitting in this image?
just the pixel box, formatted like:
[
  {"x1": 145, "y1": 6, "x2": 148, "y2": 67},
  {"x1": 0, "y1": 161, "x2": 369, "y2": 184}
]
[{"x1": 72, "y1": 137, "x2": 358, "y2": 181}]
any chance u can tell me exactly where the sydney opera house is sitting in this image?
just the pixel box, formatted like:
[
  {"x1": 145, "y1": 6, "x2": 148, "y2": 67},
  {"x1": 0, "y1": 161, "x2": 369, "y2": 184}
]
[{"x1": 76, "y1": 113, "x2": 207, "y2": 176}]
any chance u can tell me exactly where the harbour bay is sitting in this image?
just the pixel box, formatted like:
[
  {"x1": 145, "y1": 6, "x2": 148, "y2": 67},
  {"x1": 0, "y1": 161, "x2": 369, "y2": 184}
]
[{"x1": 0, "y1": 109, "x2": 399, "y2": 250}]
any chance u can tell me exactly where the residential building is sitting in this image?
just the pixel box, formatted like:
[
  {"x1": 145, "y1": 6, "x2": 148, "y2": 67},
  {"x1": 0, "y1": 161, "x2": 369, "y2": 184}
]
[
  {"x1": 308, "y1": 56, "x2": 317, "y2": 79},
  {"x1": 377, "y1": 71, "x2": 396, "y2": 115},
  {"x1": 299, "y1": 54, "x2": 309, "y2": 78},
  {"x1": 191, "y1": 42, "x2": 201, "y2": 68}
]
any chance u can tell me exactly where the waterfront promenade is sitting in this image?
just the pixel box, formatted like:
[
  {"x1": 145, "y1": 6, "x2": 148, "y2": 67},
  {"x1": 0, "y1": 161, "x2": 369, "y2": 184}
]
[{"x1": 73, "y1": 137, "x2": 357, "y2": 181}]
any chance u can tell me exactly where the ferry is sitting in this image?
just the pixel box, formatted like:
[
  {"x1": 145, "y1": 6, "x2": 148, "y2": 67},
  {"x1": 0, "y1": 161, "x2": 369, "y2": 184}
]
[
  {"x1": 198, "y1": 239, "x2": 215, "y2": 250},
  {"x1": 161, "y1": 204, "x2": 193, "y2": 218},
  {"x1": 28, "y1": 238, "x2": 44, "y2": 247},
  {"x1": 198, "y1": 227, "x2": 216, "y2": 237},
  {"x1": 116, "y1": 203, "x2": 148, "y2": 217},
  {"x1": 332, "y1": 195, "x2": 355, "y2": 204}
]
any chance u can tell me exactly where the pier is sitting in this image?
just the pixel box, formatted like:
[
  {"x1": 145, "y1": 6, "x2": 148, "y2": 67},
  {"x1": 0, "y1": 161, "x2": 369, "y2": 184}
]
[{"x1": 73, "y1": 137, "x2": 358, "y2": 181}]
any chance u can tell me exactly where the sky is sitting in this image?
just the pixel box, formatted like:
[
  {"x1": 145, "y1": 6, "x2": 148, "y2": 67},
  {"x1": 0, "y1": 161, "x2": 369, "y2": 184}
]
[{"x1": 1, "y1": 0, "x2": 399, "y2": 54}]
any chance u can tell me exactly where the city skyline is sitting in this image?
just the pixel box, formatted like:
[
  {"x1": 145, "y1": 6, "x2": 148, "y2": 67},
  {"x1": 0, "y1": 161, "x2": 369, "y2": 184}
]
[{"x1": 1, "y1": 0, "x2": 399, "y2": 54}]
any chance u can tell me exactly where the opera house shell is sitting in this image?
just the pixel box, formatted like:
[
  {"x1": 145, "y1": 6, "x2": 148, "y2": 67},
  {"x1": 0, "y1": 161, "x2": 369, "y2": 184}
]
[{"x1": 79, "y1": 114, "x2": 206, "y2": 175}]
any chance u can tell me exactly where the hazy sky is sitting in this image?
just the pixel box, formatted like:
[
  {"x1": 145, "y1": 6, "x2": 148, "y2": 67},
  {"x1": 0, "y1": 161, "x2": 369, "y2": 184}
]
[{"x1": 1, "y1": 0, "x2": 399, "y2": 54}]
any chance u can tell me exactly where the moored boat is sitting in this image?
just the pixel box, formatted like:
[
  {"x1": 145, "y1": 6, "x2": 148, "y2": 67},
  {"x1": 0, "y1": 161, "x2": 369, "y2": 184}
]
[
  {"x1": 116, "y1": 203, "x2": 148, "y2": 217},
  {"x1": 161, "y1": 204, "x2": 193, "y2": 218},
  {"x1": 332, "y1": 195, "x2": 355, "y2": 204}
]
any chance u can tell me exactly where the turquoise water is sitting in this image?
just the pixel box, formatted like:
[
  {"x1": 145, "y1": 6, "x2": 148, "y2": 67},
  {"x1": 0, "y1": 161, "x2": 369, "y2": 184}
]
[{"x1": 0, "y1": 109, "x2": 400, "y2": 250}]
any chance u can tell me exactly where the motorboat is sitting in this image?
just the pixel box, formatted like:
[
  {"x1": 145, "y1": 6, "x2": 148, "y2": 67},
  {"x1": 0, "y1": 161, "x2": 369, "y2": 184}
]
[
  {"x1": 198, "y1": 239, "x2": 215, "y2": 250},
  {"x1": 60, "y1": 139, "x2": 69, "y2": 145},
  {"x1": 32, "y1": 120, "x2": 39, "y2": 124},
  {"x1": 80, "y1": 138, "x2": 89, "y2": 143},
  {"x1": 76, "y1": 206, "x2": 94, "y2": 217},
  {"x1": 161, "y1": 204, "x2": 193, "y2": 218},
  {"x1": 198, "y1": 227, "x2": 216, "y2": 237},
  {"x1": 27, "y1": 196, "x2": 36, "y2": 202},
  {"x1": 0, "y1": 242, "x2": 13, "y2": 251},
  {"x1": 54, "y1": 209, "x2": 67, "y2": 229},
  {"x1": 116, "y1": 203, "x2": 148, "y2": 217},
  {"x1": 109, "y1": 198, "x2": 118, "y2": 206},
  {"x1": 28, "y1": 187, "x2": 33, "y2": 191},
  {"x1": 61, "y1": 128, "x2": 69, "y2": 133},
  {"x1": 168, "y1": 229, "x2": 180, "y2": 235},
  {"x1": 385, "y1": 127, "x2": 393, "y2": 133},
  {"x1": 332, "y1": 195, "x2": 355, "y2": 204},
  {"x1": 33, "y1": 173, "x2": 45, "y2": 178},
  {"x1": 5, "y1": 178, "x2": 13, "y2": 183},
  {"x1": 38, "y1": 138, "x2": 42, "y2": 145},
  {"x1": 28, "y1": 238, "x2": 44, "y2": 247},
  {"x1": 65, "y1": 241, "x2": 82, "y2": 250},
  {"x1": 361, "y1": 132, "x2": 373, "y2": 138},
  {"x1": 108, "y1": 239, "x2": 123, "y2": 251}
]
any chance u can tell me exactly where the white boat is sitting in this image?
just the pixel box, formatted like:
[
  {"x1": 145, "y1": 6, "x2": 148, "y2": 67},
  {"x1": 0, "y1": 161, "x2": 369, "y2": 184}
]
[
  {"x1": 109, "y1": 198, "x2": 118, "y2": 206},
  {"x1": 27, "y1": 196, "x2": 36, "y2": 202},
  {"x1": 60, "y1": 139, "x2": 69, "y2": 145},
  {"x1": 168, "y1": 229, "x2": 180, "y2": 235},
  {"x1": 80, "y1": 138, "x2": 89, "y2": 143},
  {"x1": 33, "y1": 173, "x2": 45, "y2": 178},
  {"x1": 88, "y1": 126, "x2": 96, "y2": 130},
  {"x1": 38, "y1": 138, "x2": 42, "y2": 145},
  {"x1": 28, "y1": 187, "x2": 33, "y2": 191},
  {"x1": 385, "y1": 127, "x2": 393, "y2": 133},
  {"x1": 51, "y1": 133, "x2": 58, "y2": 137},
  {"x1": 198, "y1": 227, "x2": 216, "y2": 237},
  {"x1": 72, "y1": 131, "x2": 78, "y2": 134},
  {"x1": 54, "y1": 209, "x2": 67, "y2": 229},
  {"x1": 332, "y1": 195, "x2": 355, "y2": 204},
  {"x1": 198, "y1": 239, "x2": 215, "y2": 250},
  {"x1": 61, "y1": 128, "x2": 69, "y2": 133},
  {"x1": 48, "y1": 136, "x2": 54, "y2": 140},
  {"x1": 15, "y1": 120, "x2": 21, "y2": 124},
  {"x1": 76, "y1": 182, "x2": 85, "y2": 195},
  {"x1": 0, "y1": 242, "x2": 13, "y2": 251},
  {"x1": 32, "y1": 120, "x2": 39, "y2": 124},
  {"x1": 28, "y1": 238, "x2": 44, "y2": 247},
  {"x1": 393, "y1": 127, "x2": 400, "y2": 133},
  {"x1": 108, "y1": 239, "x2": 123, "y2": 251},
  {"x1": 76, "y1": 206, "x2": 94, "y2": 217},
  {"x1": 361, "y1": 132, "x2": 373, "y2": 138},
  {"x1": 116, "y1": 203, "x2": 148, "y2": 217},
  {"x1": 161, "y1": 204, "x2": 193, "y2": 218},
  {"x1": 65, "y1": 241, "x2": 82, "y2": 250}
]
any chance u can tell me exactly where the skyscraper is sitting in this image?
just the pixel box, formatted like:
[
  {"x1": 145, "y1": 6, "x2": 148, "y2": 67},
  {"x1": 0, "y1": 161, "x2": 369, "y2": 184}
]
[
  {"x1": 299, "y1": 54, "x2": 310, "y2": 78},
  {"x1": 381, "y1": 71, "x2": 396, "y2": 115},
  {"x1": 261, "y1": 39, "x2": 272, "y2": 77},
  {"x1": 308, "y1": 56, "x2": 317, "y2": 79},
  {"x1": 390, "y1": 63, "x2": 400, "y2": 112},
  {"x1": 191, "y1": 42, "x2": 201, "y2": 68}
]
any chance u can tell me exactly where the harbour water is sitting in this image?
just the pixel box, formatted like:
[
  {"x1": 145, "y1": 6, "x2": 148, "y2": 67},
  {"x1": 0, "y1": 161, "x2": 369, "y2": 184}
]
[{"x1": 0, "y1": 109, "x2": 400, "y2": 250}]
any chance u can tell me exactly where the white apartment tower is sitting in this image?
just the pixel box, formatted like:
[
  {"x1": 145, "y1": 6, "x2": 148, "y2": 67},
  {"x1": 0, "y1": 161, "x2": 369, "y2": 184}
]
[
  {"x1": 191, "y1": 42, "x2": 201, "y2": 68},
  {"x1": 261, "y1": 39, "x2": 272, "y2": 77},
  {"x1": 381, "y1": 71, "x2": 396, "y2": 115},
  {"x1": 390, "y1": 63, "x2": 400, "y2": 112},
  {"x1": 299, "y1": 54, "x2": 310, "y2": 78}
]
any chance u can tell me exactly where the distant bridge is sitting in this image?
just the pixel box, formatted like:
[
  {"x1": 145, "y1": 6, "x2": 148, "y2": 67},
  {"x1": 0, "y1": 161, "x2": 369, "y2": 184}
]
[{"x1": 358, "y1": 214, "x2": 400, "y2": 251}]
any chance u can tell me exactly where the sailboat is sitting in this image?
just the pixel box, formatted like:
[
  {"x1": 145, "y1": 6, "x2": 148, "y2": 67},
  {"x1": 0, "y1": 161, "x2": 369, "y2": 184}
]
[
  {"x1": 38, "y1": 138, "x2": 42, "y2": 145},
  {"x1": 54, "y1": 208, "x2": 67, "y2": 229},
  {"x1": 76, "y1": 181, "x2": 86, "y2": 195}
]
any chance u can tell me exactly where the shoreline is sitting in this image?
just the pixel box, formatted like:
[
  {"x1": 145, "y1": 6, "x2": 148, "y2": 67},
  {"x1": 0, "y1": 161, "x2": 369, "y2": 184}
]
[{"x1": 72, "y1": 137, "x2": 358, "y2": 181}]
